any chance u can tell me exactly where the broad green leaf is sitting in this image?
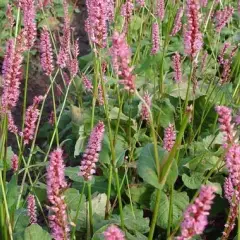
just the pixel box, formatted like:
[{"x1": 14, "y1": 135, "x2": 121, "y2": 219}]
[
  {"x1": 122, "y1": 205, "x2": 150, "y2": 233},
  {"x1": 65, "y1": 166, "x2": 84, "y2": 182},
  {"x1": 152, "y1": 98, "x2": 175, "y2": 128},
  {"x1": 166, "y1": 81, "x2": 205, "y2": 100},
  {"x1": 74, "y1": 125, "x2": 85, "y2": 157},
  {"x1": 91, "y1": 193, "x2": 108, "y2": 217},
  {"x1": 7, "y1": 175, "x2": 18, "y2": 211},
  {"x1": 182, "y1": 172, "x2": 204, "y2": 189},
  {"x1": 127, "y1": 184, "x2": 154, "y2": 207},
  {"x1": 24, "y1": 224, "x2": 51, "y2": 240},
  {"x1": 150, "y1": 190, "x2": 189, "y2": 229},
  {"x1": 137, "y1": 144, "x2": 178, "y2": 189},
  {"x1": 13, "y1": 209, "x2": 29, "y2": 239},
  {"x1": 64, "y1": 188, "x2": 85, "y2": 211}
]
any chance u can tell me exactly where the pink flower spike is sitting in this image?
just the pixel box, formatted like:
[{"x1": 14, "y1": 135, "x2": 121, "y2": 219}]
[
  {"x1": 200, "y1": 0, "x2": 208, "y2": 7},
  {"x1": 163, "y1": 123, "x2": 176, "y2": 152},
  {"x1": 6, "y1": 4, "x2": 14, "y2": 28},
  {"x1": 11, "y1": 154, "x2": 19, "y2": 172},
  {"x1": 140, "y1": 92, "x2": 151, "y2": 122},
  {"x1": 184, "y1": 0, "x2": 202, "y2": 59},
  {"x1": 226, "y1": 144, "x2": 240, "y2": 187},
  {"x1": 151, "y1": 22, "x2": 160, "y2": 55},
  {"x1": 20, "y1": 0, "x2": 37, "y2": 50},
  {"x1": 8, "y1": 111, "x2": 18, "y2": 134},
  {"x1": 155, "y1": 0, "x2": 165, "y2": 21},
  {"x1": 82, "y1": 74, "x2": 93, "y2": 92},
  {"x1": 171, "y1": 7, "x2": 183, "y2": 36},
  {"x1": 215, "y1": 6, "x2": 234, "y2": 33},
  {"x1": 1, "y1": 39, "x2": 23, "y2": 111},
  {"x1": 104, "y1": 225, "x2": 125, "y2": 240},
  {"x1": 176, "y1": 185, "x2": 216, "y2": 240},
  {"x1": 40, "y1": 29, "x2": 54, "y2": 76},
  {"x1": 215, "y1": 106, "x2": 236, "y2": 148},
  {"x1": 110, "y1": 32, "x2": 136, "y2": 93},
  {"x1": 47, "y1": 148, "x2": 69, "y2": 240},
  {"x1": 27, "y1": 194, "x2": 37, "y2": 224},
  {"x1": 22, "y1": 96, "x2": 44, "y2": 145},
  {"x1": 136, "y1": 0, "x2": 145, "y2": 7},
  {"x1": 224, "y1": 177, "x2": 234, "y2": 203},
  {"x1": 79, "y1": 121, "x2": 105, "y2": 181},
  {"x1": 172, "y1": 52, "x2": 182, "y2": 83},
  {"x1": 85, "y1": 0, "x2": 108, "y2": 48}
]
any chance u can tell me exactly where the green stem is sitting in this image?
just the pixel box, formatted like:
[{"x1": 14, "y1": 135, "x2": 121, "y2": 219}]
[
  {"x1": 148, "y1": 189, "x2": 161, "y2": 240},
  {"x1": 105, "y1": 164, "x2": 113, "y2": 219},
  {"x1": 167, "y1": 185, "x2": 173, "y2": 238},
  {"x1": 87, "y1": 183, "x2": 93, "y2": 239},
  {"x1": 0, "y1": 171, "x2": 13, "y2": 240},
  {"x1": 113, "y1": 167, "x2": 124, "y2": 229},
  {"x1": 71, "y1": 182, "x2": 86, "y2": 239}
]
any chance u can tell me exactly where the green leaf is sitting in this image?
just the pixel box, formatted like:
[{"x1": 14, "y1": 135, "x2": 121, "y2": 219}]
[
  {"x1": 24, "y1": 224, "x2": 51, "y2": 240},
  {"x1": 13, "y1": 209, "x2": 29, "y2": 239},
  {"x1": 122, "y1": 205, "x2": 150, "y2": 234},
  {"x1": 65, "y1": 166, "x2": 84, "y2": 182},
  {"x1": 64, "y1": 188, "x2": 86, "y2": 211},
  {"x1": 127, "y1": 184, "x2": 154, "y2": 207},
  {"x1": 166, "y1": 81, "x2": 205, "y2": 101},
  {"x1": 137, "y1": 144, "x2": 178, "y2": 189},
  {"x1": 152, "y1": 99, "x2": 175, "y2": 128},
  {"x1": 7, "y1": 175, "x2": 18, "y2": 211},
  {"x1": 182, "y1": 172, "x2": 204, "y2": 189},
  {"x1": 74, "y1": 125, "x2": 85, "y2": 157},
  {"x1": 150, "y1": 190, "x2": 189, "y2": 229}
]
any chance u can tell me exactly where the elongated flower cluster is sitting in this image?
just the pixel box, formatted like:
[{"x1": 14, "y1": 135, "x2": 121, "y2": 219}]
[
  {"x1": 27, "y1": 194, "x2": 37, "y2": 224},
  {"x1": 22, "y1": 96, "x2": 44, "y2": 145},
  {"x1": 201, "y1": 51, "x2": 208, "y2": 72},
  {"x1": 103, "y1": 225, "x2": 125, "y2": 240},
  {"x1": 215, "y1": 106, "x2": 236, "y2": 148},
  {"x1": 200, "y1": 0, "x2": 208, "y2": 7},
  {"x1": 177, "y1": 185, "x2": 216, "y2": 240},
  {"x1": 163, "y1": 124, "x2": 176, "y2": 152},
  {"x1": 172, "y1": 52, "x2": 182, "y2": 83},
  {"x1": 47, "y1": 148, "x2": 69, "y2": 240},
  {"x1": 222, "y1": 145, "x2": 240, "y2": 239},
  {"x1": 121, "y1": 0, "x2": 134, "y2": 32},
  {"x1": 106, "y1": 0, "x2": 114, "y2": 21},
  {"x1": 98, "y1": 84, "x2": 104, "y2": 106},
  {"x1": 140, "y1": 92, "x2": 151, "y2": 122},
  {"x1": 155, "y1": 0, "x2": 165, "y2": 21},
  {"x1": 69, "y1": 40, "x2": 79, "y2": 77},
  {"x1": 226, "y1": 144, "x2": 240, "y2": 187},
  {"x1": 82, "y1": 74, "x2": 93, "y2": 92},
  {"x1": 6, "y1": 4, "x2": 14, "y2": 28},
  {"x1": 79, "y1": 121, "x2": 105, "y2": 181},
  {"x1": 110, "y1": 32, "x2": 136, "y2": 93},
  {"x1": 57, "y1": 0, "x2": 71, "y2": 68},
  {"x1": 1, "y1": 39, "x2": 23, "y2": 111},
  {"x1": 20, "y1": 0, "x2": 37, "y2": 50},
  {"x1": 136, "y1": 0, "x2": 145, "y2": 7},
  {"x1": 85, "y1": 0, "x2": 107, "y2": 48},
  {"x1": 171, "y1": 7, "x2": 183, "y2": 36},
  {"x1": 217, "y1": 43, "x2": 237, "y2": 84},
  {"x1": 40, "y1": 29, "x2": 54, "y2": 76},
  {"x1": 184, "y1": 0, "x2": 202, "y2": 59},
  {"x1": 215, "y1": 6, "x2": 234, "y2": 33},
  {"x1": 224, "y1": 177, "x2": 234, "y2": 203},
  {"x1": 8, "y1": 111, "x2": 18, "y2": 134},
  {"x1": 151, "y1": 23, "x2": 160, "y2": 55},
  {"x1": 11, "y1": 154, "x2": 19, "y2": 172}
]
